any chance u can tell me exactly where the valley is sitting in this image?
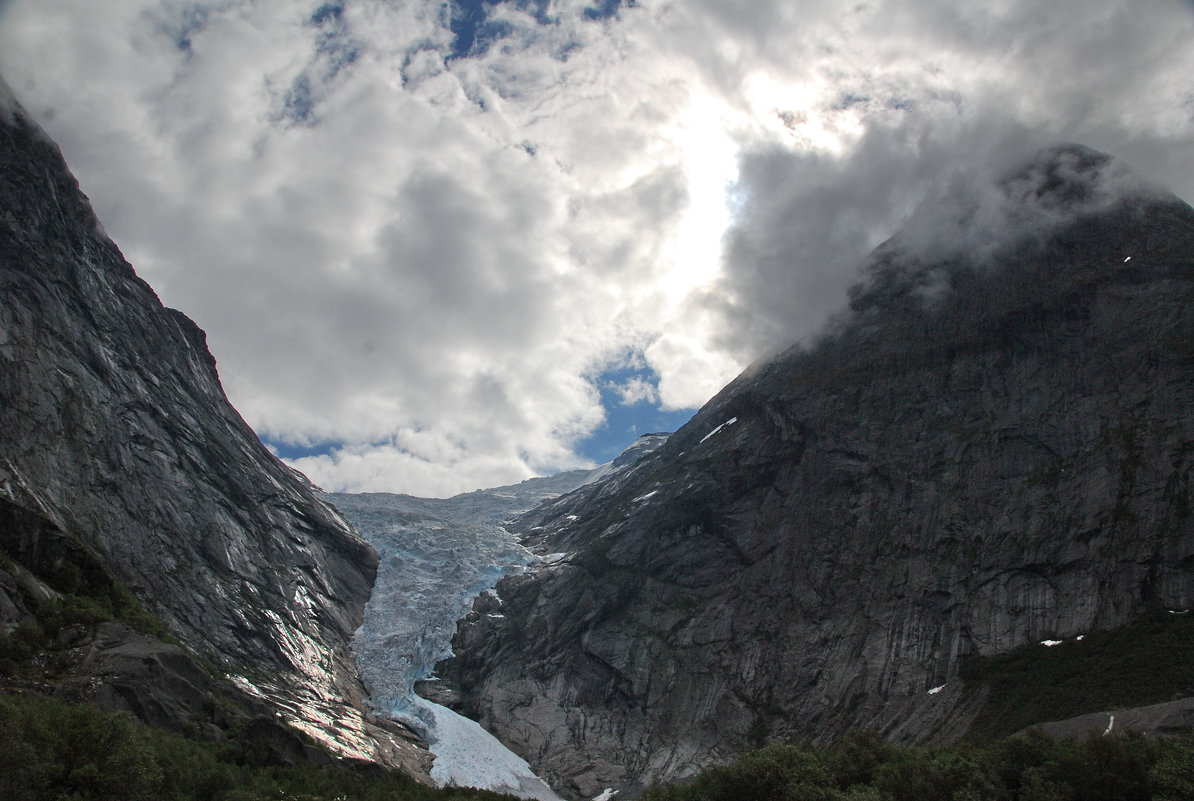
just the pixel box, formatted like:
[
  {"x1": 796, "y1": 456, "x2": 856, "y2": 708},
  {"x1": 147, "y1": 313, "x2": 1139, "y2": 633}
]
[{"x1": 2, "y1": 72, "x2": 1193, "y2": 801}]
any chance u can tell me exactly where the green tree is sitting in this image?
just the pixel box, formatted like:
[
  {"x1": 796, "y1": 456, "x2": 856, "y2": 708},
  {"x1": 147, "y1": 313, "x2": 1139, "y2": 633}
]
[{"x1": 1149, "y1": 736, "x2": 1194, "y2": 801}]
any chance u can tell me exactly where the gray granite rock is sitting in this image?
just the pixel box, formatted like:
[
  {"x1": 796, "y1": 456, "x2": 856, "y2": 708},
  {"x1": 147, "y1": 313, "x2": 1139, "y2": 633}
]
[
  {"x1": 1020, "y1": 697, "x2": 1194, "y2": 740},
  {"x1": 436, "y1": 148, "x2": 1194, "y2": 798},
  {"x1": 0, "y1": 88, "x2": 429, "y2": 777}
]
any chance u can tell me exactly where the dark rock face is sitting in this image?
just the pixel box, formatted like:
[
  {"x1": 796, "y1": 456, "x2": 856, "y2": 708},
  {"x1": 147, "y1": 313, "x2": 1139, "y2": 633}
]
[
  {"x1": 437, "y1": 149, "x2": 1194, "y2": 798},
  {"x1": 0, "y1": 93, "x2": 427, "y2": 775}
]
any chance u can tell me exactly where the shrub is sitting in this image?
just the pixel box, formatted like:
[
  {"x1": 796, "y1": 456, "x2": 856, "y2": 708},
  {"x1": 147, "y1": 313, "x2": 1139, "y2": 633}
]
[
  {"x1": 0, "y1": 693, "x2": 521, "y2": 801},
  {"x1": 641, "y1": 729, "x2": 1186, "y2": 801},
  {"x1": 960, "y1": 608, "x2": 1194, "y2": 741},
  {"x1": 1149, "y1": 736, "x2": 1194, "y2": 801}
]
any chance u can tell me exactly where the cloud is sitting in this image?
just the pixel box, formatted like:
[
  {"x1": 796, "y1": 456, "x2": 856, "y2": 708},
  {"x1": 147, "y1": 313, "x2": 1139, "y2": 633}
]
[
  {"x1": 1, "y1": 0, "x2": 1190, "y2": 495},
  {"x1": 657, "y1": 0, "x2": 1194, "y2": 361},
  {"x1": 609, "y1": 375, "x2": 660, "y2": 407}
]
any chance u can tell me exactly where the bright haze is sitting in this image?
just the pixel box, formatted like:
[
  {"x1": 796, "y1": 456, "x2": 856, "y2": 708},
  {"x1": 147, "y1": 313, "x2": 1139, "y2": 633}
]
[{"x1": 1, "y1": 1, "x2": 1191, "y2": 496}]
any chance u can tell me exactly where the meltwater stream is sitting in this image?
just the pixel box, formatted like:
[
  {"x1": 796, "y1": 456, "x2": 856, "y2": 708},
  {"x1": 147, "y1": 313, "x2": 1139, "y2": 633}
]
[{"x1": 327, "y1": 473, "x2": 595, "y2": 800}]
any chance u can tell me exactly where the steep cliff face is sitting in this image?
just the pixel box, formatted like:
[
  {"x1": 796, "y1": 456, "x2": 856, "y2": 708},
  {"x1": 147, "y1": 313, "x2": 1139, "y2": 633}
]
[
  {"x1": 436, "y1": 147, "x2": 1194, "y2": 798},
  {"x1": 0, "y1": 87, "x2": 427, "y2": 774}
]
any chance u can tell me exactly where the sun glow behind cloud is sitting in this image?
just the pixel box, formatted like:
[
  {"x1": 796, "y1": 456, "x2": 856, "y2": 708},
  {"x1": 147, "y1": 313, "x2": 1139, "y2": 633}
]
[{"x1": 664, "y1": 91, "x2": 739, "y2": 295}]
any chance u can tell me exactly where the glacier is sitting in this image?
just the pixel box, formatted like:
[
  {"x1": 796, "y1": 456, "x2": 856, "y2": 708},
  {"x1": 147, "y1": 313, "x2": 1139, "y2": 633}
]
[
  {"x1": 323, "y1": 441, "x2": 663, "y2": 798},
  {"x1": 326, "y1": 435, "x2": 668, "y2": 797},
  {"x1": 325, "y1": 436, "x2": 669, "y2": 797},
  {"x1": 329, "y1": 483, "x2": 572, "y2": 799}
]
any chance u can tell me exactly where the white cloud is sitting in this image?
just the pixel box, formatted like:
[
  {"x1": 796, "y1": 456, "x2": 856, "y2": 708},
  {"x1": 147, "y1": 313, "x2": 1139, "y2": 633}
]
[
  {"x1": 609, "y1": 376, "x2": 659, "y2": 407},
  {"x1": 1, "y1": 0, "x2": 1191, "y2": 495}
]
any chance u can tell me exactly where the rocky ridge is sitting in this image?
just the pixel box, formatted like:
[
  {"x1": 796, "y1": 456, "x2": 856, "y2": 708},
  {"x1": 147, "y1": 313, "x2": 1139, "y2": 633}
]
[
  {"x1": 435, "y1": 146, "x2": 1194, "y2": 798},
  {"x1": 0, "y1": 81, "x2": 427, "y2": 774}
]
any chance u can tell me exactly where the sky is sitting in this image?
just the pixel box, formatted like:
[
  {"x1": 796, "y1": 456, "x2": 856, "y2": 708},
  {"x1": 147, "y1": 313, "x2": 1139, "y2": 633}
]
[{"x1": 0, "y1": 0, "x2": 1191, "y2": 497}]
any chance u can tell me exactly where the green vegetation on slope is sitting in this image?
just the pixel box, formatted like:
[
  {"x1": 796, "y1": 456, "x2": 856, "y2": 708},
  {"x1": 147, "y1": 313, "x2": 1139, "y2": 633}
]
[
  {"x1": 0, "y1": 499, "x2": 175, "y2": 676},
  {"x1": 646, "y1": 610, "x2": 1194, "y2": 801},
  {"x1": 0, "y1": 546, "x2": 174, "y2": 677},
  {"x1": 641, "y1": 730, "x2": 1194, "y2": 801},
  {"x1": 960, "y1": 607, "x2": 1194, "y2": 741},
  {"x1": 0, "y1": 693, "x2": 518, "y2": 801}
]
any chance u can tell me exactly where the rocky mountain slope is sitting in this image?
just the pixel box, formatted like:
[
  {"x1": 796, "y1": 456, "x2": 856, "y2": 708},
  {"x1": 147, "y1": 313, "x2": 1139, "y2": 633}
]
[
  {"x1": 0, "y1": 82, "x2": 427, "y2": 774},
  {"x1": 435, "y1": 146, "x2": 1194, "y2": 798}
]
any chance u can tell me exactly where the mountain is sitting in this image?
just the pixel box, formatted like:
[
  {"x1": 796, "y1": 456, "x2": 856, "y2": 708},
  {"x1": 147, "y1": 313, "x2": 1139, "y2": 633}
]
[
  {"x1": 0, "y1": 81, "x2": 428, "y2": 775},
  {"x1": 8, "y1": 79, "x2": 1193, "y2": 800},
  {"x1": 433, "y1": 146, "x2": 1194, "y2": 798}
]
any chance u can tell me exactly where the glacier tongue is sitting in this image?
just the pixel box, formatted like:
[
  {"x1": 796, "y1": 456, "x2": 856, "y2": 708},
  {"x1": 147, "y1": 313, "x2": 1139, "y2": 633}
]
[
  {"x1": 325, "y1": 438, "x2": 670, "y2": 798},
  {"x1": 327, "y1": 476, "x2": 591, "y2": 800},
  {"x1": 419, "y1": 698, "x2": 560, "y2": 801}
]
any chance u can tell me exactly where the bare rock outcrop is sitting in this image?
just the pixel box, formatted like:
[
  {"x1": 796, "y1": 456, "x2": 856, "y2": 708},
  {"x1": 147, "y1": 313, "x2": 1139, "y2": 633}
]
[{"x1": 0, "y1": 84, "x2": 429, "y2": 776}]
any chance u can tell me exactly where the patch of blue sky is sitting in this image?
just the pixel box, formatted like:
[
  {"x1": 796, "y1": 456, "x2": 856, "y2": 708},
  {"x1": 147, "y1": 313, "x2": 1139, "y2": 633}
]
[
  {"x1": 578, "y1": 364, "x2": 695, "y2": 465},
  {"x1": 446, "y1": 0, "x2": 621, "y2": 59},
  {"x1": 583, "y1": 0, "x2": 628, "y2": 21},
  {"x1": 308, "y1": 2, "x2": 361, "y2": 80},
  {"x1": 260, "y1": 436, "x2": 342, "y2": 461},
  {"x1": 153, "y1": 4, "x2": 209, "y2": 54},
  {"x1": 276, "y1": 6, "x2": 362, "y2": 126},
  {"x1": 281, "y1": 74, "x2": 316, "y2": 125},
  {"x1": 448, "y1": 0, "x2": 510, "y2": 59},
  {"x1": 309, "y1": 2, "x2": 345, "y2": 26}
]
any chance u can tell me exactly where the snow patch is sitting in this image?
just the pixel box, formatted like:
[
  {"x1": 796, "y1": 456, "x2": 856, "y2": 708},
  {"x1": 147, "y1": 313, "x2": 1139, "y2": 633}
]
[
  {"x1": 927, "y1": 684, "x2": 946, "y2": 695},
  {"x1": 1040, "y1": 639, "x2": 1063, "y2": 647},
  {"x1": 699, "y1": 417, "x2": 739, "y2": 444},
  {"x1": 1123, "y1": 256, "x2": 1132, "y2": 262},
  {"x1": 1168, "y1": 609, "x2": 1189, "y2": 614},
  {"x1": 633, "y1": 490, "x2": 658, "y2": 502},
  {"x1": 1076, "y1": 634, "x2": 1085, "y2": 641},
  {"x1": 1103, "y1": 714, "x2": 1115, "y2": 736},
  {"x1": 579, "y1": 461, "x2": 616, "y2": 486},
  {"x1": 593, "y1": 790, "x2": 620, "y2": 801}
]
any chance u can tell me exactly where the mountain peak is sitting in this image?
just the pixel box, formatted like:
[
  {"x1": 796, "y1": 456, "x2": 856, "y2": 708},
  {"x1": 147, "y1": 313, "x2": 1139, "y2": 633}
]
[
  {"x1": 846, "y1": 142, "x2": 1181, "y2": 318},
  {"x1": 435, "y1": 145, "x2": 1194, "y2": 798},
  {"x1": 1005, "y1": 142, "x2": 1154, "y2": 210}
]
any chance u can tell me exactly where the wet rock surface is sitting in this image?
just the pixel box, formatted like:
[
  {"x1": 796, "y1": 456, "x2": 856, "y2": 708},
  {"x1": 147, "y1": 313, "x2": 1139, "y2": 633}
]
[
  {"x1": 437, "y1": 150, "x2": 1194, "y2": 798},
  {"x1": 0, "y1": 92, "x2": 428, "y2": 776}
]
